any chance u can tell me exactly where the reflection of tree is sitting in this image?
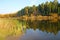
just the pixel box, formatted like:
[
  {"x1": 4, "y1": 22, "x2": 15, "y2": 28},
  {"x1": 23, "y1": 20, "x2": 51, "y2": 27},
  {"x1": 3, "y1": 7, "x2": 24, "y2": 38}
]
[{"x1": 26, "y1": 20, "x2": 60, "y2": 35}]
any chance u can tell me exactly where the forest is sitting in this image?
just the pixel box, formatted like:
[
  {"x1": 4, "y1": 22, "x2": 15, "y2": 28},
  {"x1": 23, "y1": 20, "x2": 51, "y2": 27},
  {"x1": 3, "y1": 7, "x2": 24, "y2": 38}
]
[
  {"x1": 0, "y1": 0, "x2": 60, "y2": 18},
  {"x1": 17, "y1": 0, "x2": 60, "y2": 16}
]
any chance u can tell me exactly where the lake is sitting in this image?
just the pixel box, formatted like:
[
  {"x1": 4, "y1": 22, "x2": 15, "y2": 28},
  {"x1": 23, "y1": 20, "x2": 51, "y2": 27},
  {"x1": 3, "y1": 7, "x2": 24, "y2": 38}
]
[{"x1": 0, "y1": 19, "x2": 60, "y2": 40}]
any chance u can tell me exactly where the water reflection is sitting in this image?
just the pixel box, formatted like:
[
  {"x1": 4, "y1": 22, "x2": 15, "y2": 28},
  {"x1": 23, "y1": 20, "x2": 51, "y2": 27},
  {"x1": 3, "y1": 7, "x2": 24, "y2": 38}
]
[
  {"x1": 26, "y1": 20, "x2": 60, "y2": 35},
  {"x1": 0, "y1": 19, "x2": 26, "y2": 40},
  {"x1": 20, "y1": 20, "x2": 60, "y2": 40},
  {"x1": 20, "y1": 29, "x2": 60, "y2": 40},
  {"x1": 0, "y1": 19, "x2": 60, "y2": 40}
]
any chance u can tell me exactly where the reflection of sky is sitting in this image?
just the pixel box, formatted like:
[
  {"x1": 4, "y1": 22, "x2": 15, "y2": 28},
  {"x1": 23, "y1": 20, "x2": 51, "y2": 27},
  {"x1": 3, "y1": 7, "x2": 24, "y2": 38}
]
[
  {"x1": 0, "y1": 0, "x2": 59, "y2": 14},
  {"x1": 20, "y1": 29, "x2": 60, "y2": 40}
]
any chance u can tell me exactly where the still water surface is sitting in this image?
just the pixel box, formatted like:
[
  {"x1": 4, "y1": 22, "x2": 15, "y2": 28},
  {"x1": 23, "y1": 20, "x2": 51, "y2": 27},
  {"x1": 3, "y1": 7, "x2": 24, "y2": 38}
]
[{"x1": 0, "y1": 19, "x2": 60, "y2": 40}]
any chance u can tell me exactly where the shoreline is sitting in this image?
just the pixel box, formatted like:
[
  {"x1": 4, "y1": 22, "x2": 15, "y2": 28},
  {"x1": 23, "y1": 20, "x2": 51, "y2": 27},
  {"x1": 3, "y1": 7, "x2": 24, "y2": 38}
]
[{"x1": 0, "y1": 15, "x2": 59, "y2": 22}]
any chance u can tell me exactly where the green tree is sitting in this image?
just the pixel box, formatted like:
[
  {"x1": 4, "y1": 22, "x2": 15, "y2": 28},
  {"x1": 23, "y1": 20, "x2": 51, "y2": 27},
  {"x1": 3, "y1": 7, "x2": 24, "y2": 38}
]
[
  {"x1": 28, "y1": 7, "x2": 33, "y2": 16},
  {"x1": 44, "y1": 1, "x2": 50, "y2": 15},
  {"x1": 51, "y1": 0, "x2": 58, "y2": 13},
  {"x1": 32, "y1": 5, "x2": 37, "y2": 16},
  {"x1": 24, "y1": 7, "x2": 29, "y2": 16},
  {"x1": 38, "y1": 3, "x2": 44, "y2": 15}
]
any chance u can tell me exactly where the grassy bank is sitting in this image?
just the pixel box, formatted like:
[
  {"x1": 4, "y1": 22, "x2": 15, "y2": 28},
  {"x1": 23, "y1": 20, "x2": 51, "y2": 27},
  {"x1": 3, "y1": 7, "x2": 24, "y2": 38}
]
[{"x1": 20, "y1": 14, "x2": 59, "y2": 22}]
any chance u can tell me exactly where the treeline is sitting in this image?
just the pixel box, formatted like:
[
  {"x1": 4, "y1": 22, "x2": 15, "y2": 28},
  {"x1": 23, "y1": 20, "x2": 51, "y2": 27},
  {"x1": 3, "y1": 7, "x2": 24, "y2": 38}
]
[
  {"x1": 0, "y1": 0, "x2": 60, "y2": 18},
  {"x1": 17, "y1": 0, "x2": 60, "y2": 16}
]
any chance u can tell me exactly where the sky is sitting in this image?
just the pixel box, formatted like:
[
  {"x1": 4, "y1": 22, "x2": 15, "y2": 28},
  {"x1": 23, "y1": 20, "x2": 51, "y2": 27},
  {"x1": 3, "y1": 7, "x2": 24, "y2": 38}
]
[{"x1": 0, "y1": 0, "x2": 60, "y2": 14}]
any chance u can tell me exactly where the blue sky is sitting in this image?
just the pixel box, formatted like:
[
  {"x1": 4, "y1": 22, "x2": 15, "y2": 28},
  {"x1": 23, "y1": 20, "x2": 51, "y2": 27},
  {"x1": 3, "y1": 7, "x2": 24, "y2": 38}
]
[{"x1": 0, "y1": 0, "x2": 60, "y2": 14}]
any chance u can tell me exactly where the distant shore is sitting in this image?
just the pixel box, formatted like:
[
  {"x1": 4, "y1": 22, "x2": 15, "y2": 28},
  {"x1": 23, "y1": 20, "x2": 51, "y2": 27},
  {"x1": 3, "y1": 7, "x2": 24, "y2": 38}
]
[{"x1": 0, "y1": 14, "x2": 59, "y2": 22}]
